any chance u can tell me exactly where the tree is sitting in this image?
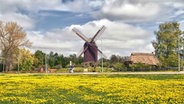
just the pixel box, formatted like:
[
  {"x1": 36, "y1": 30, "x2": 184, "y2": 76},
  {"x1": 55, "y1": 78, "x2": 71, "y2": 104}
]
[
  {"x1": 34, "y1": 50, "x2": 45, "y2": 68},
  {"x1": 110, "y1": 55, "x2": 119, "y2": 63},
  {"x1": 76, "y1": 56, "x2": 83, "y2": 67},
  {"x1": 62, "y1": 56, "x2": 69, "y2": 68},
  {"x1": 114, "y1": 62, "x2": 126, "y2": 71},
  {"x1": 99, "y1": 58, "x2": 110, "y2": 67},
  {"x1": 68, "y1": 54, "x2": 79, "y2": 66},
  {"x1": 18, "y1": 48, "x2": 34, "y2": 71},
  {"x1": 152, "y1": 22, "x2": 183, "y2": 67},
  {"x1": 48, "y1": 51, "x2": 55, "y2": 68},
  {"x1": 53, "y1": 53, "x2": 63, "y2": 68},
  {"x1": 0, "y1": 21, "x2": 31, "y2": 71}
]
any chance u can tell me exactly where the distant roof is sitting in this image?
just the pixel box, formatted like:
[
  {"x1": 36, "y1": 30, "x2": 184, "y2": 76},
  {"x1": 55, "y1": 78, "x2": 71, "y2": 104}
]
[{"x1": 130, "y1": 53, "x2": 159, "y2": 65}]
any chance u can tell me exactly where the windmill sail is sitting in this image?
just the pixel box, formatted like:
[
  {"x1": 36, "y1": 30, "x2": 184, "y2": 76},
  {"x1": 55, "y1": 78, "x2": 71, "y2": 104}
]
[
  {"x1": 72, "y1": 28, "x2": 89, "y2": 42},
  {"x1": 72, "y1": 25, "x2": 106, "y2": 63},
  {"x1": 91, "y1": 25, "x2": 106, "y2": 42}
]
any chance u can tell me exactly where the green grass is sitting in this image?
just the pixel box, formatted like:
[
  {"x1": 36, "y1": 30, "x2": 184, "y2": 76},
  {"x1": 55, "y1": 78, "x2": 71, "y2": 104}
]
[{"x1": 0, "y1": 74, "x2": 184, "y2": 103}]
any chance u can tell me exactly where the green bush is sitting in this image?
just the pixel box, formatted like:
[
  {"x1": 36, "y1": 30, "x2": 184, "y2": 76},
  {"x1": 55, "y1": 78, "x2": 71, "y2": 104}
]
[
  {"x1": 129, "y1": 63, "x2": 152, "y2": 71},
  {"x1": 113, "y1": 62, "x2": 127, "y2": 71},
  {"x1": 73, "y1": 67, "x2": 84, "y2": 72}
]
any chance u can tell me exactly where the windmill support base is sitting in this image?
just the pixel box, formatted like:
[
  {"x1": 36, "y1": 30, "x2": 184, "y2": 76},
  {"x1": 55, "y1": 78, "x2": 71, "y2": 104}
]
[{"x1": 83, "y1": 62, "x2": 97, "y2": 72}]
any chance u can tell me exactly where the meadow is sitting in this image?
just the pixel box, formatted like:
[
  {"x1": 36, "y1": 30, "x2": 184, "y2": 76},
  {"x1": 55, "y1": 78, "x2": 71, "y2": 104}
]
[{"x1": 0, "y1": 73, "x2": 184, "y2": 104}]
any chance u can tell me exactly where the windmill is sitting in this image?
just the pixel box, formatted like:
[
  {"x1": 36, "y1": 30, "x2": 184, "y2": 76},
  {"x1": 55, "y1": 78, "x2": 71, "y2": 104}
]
[{"x1": 72, "y1": 25, "x2": 106, "y2": 65}]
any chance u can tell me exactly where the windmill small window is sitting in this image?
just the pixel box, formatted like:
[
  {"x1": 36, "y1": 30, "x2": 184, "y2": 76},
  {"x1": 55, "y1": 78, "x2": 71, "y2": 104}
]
[{"x1": 72, "y1": 26, "x2": 106, "y2": 67}]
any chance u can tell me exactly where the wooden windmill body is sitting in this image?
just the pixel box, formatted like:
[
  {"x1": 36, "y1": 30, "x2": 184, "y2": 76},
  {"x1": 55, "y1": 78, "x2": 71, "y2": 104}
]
[{"x1": 72, "y1": 26, "x2": 106, "y2": 64}]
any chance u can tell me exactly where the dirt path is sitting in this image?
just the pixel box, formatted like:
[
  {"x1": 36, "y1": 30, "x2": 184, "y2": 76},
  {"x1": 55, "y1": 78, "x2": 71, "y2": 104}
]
[
  {"x1": 1, "y1": 71, "x2": 184, "y2": 75},
  {"x1": 71, "y1": 71, "x2": 184, "y2": 75},
  {"x1": 99, "y1": 71, "x2": 184, "y2": 75}
]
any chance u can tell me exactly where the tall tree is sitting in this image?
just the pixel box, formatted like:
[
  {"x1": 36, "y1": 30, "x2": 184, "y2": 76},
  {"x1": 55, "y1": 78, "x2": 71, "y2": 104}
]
[
  {"x1": 0, "y1": 21, "x2": 31, "y2": 71},
  {"x1": 34, "y1": 50, "x2": 45, "y2": 68},
  {"x1": 48, "y1": 51, "x2": 55, "y2": 68},
  {"x1": 18, "y1": 48, "x2": 34, "y2": 71},
  {"x1": 53, "y1": 53, "x2": 59, "y2": 66},
  {"x1": 152, "y1": 22, "x2": 183, "y2": 67},
  {"x1": 110, "y1": 55, "x2": 122, "y2": 63}
]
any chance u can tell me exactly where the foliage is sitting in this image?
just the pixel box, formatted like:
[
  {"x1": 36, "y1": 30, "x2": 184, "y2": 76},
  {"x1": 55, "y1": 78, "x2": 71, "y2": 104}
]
[
  {"x1": 33, "y1": 50, "x2": 45, "y2": 68},
  {"x1": 0, "y1": 21, "x2": 31, "y2": 71},
  {"x1": 108, "y1": 55, "x2": 129, "y2": 71},
  {"x1": 99, "y1": 58, "x2": 110, "y2": 67},
  {"x1": 109, "y1": 55, "x2": 128, "y2": 63},
  {"x1": 33, "y1": 51, "x2": 84, "y2": 69},
  {"x1": 48, "y1": 51, "x2": 55, "y2": 68},
  {"x1": 161, "y1": 54, "x2": 178, "y2": 67},
  {"x1": 113, "y1": 62, "x2": 126, "y2": 71},
  {"x1": 18, "y1": 48, "x2": 34, "y2": 71},
  {"x1": 110, "y1": 55, "x2": 118, "y2": 63},
  {"x1": 152, "y1": 22, "x2": 183, "y2": 67},
  {"x1": 71, "y1": 67, "x2": 84, "y2": 72},
  {"x1": 129, "y1": 63, "x2": 152, "y2": 71},
  {"x1": 53, "y1": 53, "x2": 63, "y2": 68},
  {"x1": 0, "y1": 74, "x2": 184, "y2": 103}
]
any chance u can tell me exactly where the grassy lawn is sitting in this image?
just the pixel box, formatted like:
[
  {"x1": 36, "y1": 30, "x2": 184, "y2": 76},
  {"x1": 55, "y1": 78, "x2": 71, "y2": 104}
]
[{"x1": 0, "y1": 74, "x2": 184, "y2": 103}]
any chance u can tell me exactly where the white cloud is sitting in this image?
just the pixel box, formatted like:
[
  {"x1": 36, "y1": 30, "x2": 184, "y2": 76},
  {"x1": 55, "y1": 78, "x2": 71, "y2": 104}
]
[
  {"x1": 0, "y1": 0, "x2": 104, "y2": 13},
  {"x1": 27, "y1": 19, "x2": 154, "y2": 57},
  {"x1": 0, "y1": 13, "x2": 34, "y2": 29},
  {"x1": 27, "y1": 30, "x2": 76, "y2": 49},
  {"x1": 98, "y1": 0, "x2": 160, "y2": 21},
  {"x1": 164, "y1": 1, "x2": 184, "y2": 9},
  {"x1": 0, "y1": 0, "x2": 68, "y2": 13},
  {"x1": 88, "y1": 0, "x2": 104, "y2": 9},
  {"x1": 0, "y1": 0, "x2": 70, "y2": 30},
  {"x1": 180, "y1": 21, "x2": 184, "y2": 31},
  {"x1": 0, "y1": 0, "x2": 104, "y2": 30},
  {"x1": 175, "y1": 10, "x2": 184, "y2": 16}
]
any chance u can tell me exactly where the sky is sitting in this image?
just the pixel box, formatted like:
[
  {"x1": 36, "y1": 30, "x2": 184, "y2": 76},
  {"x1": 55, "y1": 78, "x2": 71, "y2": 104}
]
[{"x1": 0, "y1": 0, "x2": 184, "y2": 58}]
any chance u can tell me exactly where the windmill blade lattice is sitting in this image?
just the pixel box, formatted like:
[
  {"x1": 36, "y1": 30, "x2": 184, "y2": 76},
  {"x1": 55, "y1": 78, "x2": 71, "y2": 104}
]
[
  {"x1": 91, "y1": 25, "x2": 106, "y2": 42},
  {"x1": 72, "y1": 28, "x2": 89, "y2": 42}
]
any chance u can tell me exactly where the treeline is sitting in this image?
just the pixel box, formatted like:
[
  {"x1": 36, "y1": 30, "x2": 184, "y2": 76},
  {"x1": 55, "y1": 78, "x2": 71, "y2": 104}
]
[
  {"x1": 0, "y1": 49, "x2": 130, "y2": 72},
  {"x1": 32, "y1": 52, "x2": 130, "y2": 71},
  {"x1": 0, "y1": 49, "x2": 83, "y2": 72},
  {"x1": 33, "y1": 50, "x2": 83, "y2": 69}
]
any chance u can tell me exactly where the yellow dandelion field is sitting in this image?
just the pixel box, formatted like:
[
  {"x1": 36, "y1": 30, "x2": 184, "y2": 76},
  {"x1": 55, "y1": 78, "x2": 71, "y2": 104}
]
[{"x1": 0, "y1": 74, "x2": 184, "y2": 103}]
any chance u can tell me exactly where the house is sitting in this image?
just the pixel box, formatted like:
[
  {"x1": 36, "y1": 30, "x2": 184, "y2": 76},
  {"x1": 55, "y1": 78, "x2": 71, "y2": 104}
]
[{"x1": 129, "y1": 53, "x2": 159, "y2": 66}]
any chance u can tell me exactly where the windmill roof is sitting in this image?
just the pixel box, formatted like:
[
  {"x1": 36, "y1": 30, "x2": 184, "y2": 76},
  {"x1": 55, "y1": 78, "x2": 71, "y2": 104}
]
[{"x1": 130, "y1": 53, "x2": 159, "y2": 65}]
